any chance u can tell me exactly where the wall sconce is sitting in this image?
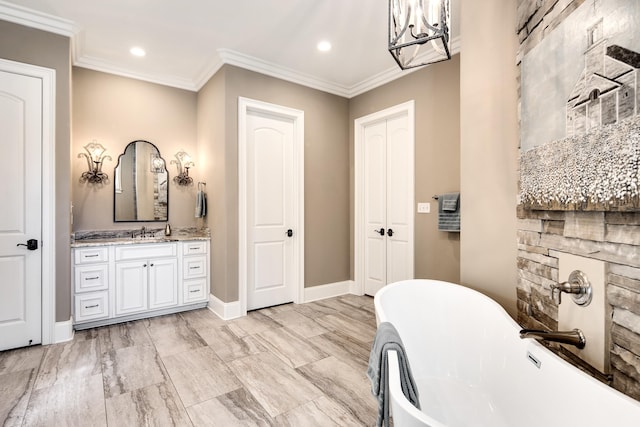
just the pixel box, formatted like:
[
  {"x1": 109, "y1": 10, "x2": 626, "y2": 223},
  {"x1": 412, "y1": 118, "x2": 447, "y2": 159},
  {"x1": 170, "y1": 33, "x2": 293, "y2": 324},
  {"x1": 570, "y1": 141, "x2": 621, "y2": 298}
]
[
  {"x1": 171, "y1": 150, "x2": 194, "y2": 186},
  {"x1": 79, "y1": 140, "x2": 111, "y2": 184},
  {"x1": 389, "y1": 0, "x2": 451, "y2": 70}
]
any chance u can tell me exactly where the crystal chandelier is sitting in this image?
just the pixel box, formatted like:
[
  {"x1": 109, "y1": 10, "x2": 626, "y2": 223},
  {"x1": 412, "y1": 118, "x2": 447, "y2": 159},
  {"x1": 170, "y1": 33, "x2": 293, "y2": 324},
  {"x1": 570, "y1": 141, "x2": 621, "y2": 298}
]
[{"x1": 389, "y1": 0, "x2": 451, "y2": 70}]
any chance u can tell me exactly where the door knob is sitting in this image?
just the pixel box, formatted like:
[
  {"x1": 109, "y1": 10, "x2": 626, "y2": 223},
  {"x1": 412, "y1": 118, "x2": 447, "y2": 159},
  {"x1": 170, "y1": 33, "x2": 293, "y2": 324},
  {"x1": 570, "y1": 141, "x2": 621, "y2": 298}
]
[
  {"x1": 387, "y1": 229, "x2": 394, "y2": 237},
  {"x1": 16, "y1": 239, "x2": 38, "y2": 250},
  {"x1": 376, "y1": 228, "x2": 385, "y2": 236},
  {"x1": 286, "y1": 229, "x2": 293, "y2": 237}
]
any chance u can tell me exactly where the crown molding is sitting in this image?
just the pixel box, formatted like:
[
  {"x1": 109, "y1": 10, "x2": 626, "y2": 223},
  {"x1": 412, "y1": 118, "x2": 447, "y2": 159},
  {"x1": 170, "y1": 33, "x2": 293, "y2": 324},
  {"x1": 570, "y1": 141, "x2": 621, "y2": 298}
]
[
  {"x1": 349, "y1": 36, "x2": 461, "y2": 97},
  {"x1": 216, "y1": 49, "x2": 352, "y2": 97},
  {"x1": 193, "y1": 55, "x2": 225, "y2": 90},
  {"x1": 0, "y1": 0, "x2": 75, "y2": 36},
  {"x1": 74, "y1": 55, "x2": 198, "y2": 91}
]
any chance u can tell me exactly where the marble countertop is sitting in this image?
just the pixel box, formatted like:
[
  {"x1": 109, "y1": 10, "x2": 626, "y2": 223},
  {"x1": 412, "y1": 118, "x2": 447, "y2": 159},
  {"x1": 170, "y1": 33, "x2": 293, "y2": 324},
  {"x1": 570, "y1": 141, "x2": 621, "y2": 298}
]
[{"x1": 71, "y1": 227, "x2": 210, "y2": 248}]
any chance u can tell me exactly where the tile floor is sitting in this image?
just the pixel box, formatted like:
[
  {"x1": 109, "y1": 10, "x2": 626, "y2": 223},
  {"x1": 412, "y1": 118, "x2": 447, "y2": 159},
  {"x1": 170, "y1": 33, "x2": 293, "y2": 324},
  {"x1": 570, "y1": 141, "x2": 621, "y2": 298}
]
[{"x1": 0, "y1": 294, "x2": 378, "y2": 426}]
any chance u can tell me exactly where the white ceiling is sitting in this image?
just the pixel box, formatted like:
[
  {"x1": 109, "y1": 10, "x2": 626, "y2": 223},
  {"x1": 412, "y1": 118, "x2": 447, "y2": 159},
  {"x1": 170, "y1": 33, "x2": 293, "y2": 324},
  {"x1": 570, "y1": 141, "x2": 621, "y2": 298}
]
[{"x1": 0, "y1": 0, "x2": 459, "y2": 97}]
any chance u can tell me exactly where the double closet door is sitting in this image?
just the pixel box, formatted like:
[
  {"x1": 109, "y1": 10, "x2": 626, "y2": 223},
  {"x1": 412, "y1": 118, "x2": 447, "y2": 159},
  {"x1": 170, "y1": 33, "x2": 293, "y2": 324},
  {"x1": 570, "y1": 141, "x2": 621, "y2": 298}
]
[{"x1": 363, "y1": 113, "x2": 414, "y2": 296}]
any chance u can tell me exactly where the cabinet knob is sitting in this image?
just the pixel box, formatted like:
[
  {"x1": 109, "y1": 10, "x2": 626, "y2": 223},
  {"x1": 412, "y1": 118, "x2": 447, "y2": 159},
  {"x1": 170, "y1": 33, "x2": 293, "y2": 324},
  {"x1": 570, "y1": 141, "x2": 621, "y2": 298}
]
[
  {"x1": 143, "y1": 264, "x2": 147, "y2": 268},
  {"x1": 150, "y1": 263, "x2": 154, "y2": 267}
]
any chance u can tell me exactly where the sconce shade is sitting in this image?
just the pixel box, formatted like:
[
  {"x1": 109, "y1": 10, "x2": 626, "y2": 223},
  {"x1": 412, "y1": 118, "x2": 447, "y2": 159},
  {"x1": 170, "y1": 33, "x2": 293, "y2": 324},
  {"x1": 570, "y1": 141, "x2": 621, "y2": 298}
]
[
  {"x1": 79, "y1": 140, "x2": 111, "y2": 184},
  {"x1": 171, "y1": 150, "x2": 194, "y2": 186},
  {"x1": 389, "y1": 0, "x2": 451, "y2": 70}
]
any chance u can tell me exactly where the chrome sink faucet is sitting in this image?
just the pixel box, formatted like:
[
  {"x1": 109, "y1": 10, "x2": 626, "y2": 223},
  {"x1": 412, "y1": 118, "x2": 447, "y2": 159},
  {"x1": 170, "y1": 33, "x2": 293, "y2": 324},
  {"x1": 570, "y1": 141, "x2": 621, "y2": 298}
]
[
  {"x1": 132, "y1": 226, "x2": 147, "y2": 238},
  {"x1": 519, "y1": 328, "x2": 586, "y2": 349}
]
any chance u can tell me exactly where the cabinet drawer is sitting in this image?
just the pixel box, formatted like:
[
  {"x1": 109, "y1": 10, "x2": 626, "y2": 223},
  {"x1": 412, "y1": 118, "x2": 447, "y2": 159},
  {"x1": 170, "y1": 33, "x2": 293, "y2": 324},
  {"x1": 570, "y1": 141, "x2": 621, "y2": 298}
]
[
  {"x1": 183, "y1": 241, "x2": 206, "y2": 255},
  {"x1": 183, "y1": 255, "x2": 206, "y2": 279},
  {"x1": 75, "y1": 247, "x2": 108, "y2": 264},
  {"x1": 75, "y1": 291, "x2": 109, "y2": 322},
  {"x1": 75, "y1": 264, "x2": 108, "y2": 293},
  {"x1": 115, "y1": 243, "x2": 176, "y2": 261},
  {"x1": 183, "y1": 278, "x2": 208, "y2": 303}
]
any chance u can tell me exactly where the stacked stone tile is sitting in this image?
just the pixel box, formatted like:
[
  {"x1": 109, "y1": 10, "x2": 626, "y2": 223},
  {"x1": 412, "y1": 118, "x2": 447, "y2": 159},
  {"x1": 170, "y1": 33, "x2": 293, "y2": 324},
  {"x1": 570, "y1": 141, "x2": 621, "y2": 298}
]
[{"x1": 517, "y1": 0, "x2": 640, "y2": 401}]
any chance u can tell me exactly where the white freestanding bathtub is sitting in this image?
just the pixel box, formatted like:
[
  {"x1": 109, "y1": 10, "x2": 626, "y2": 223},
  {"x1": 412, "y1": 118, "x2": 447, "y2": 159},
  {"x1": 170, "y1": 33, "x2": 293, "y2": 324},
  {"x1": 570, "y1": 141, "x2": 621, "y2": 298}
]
[{"x1": 375, "y1": 279, "x2": 640, "y2": 427}]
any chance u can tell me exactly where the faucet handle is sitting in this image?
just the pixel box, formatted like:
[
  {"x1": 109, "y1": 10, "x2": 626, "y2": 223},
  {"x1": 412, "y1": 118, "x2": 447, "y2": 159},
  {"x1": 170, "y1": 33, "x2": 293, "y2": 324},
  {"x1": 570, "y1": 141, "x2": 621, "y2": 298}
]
[{"x1": 550, "y1": 270, "x2": 592, "y2": 307}]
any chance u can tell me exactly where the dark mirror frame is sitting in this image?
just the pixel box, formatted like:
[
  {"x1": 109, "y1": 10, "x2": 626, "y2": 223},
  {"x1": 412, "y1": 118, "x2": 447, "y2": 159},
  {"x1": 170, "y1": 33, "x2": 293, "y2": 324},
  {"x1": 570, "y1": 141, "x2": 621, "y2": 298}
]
[{"x1": 113, "y1": 140, "x2": 169, "y2": 222}]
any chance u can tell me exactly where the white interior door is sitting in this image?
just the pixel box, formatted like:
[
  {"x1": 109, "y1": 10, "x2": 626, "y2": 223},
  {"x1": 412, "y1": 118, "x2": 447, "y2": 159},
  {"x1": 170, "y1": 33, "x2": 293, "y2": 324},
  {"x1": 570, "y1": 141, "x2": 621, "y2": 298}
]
[
  {"x1": 246, "y1": 110, "x2": 296, "y2": 310},
  {"x1": 385, "y1": 115, "x2": 413, "y2": 284},
  {"x1": 362, "y1": 109, "x2": 414, "y2": 296},
  {"x1": 364, "y1": 121, "x2": 387, "y2": 295},
  {"x1": 0, "y1": 69, "x2": 43, "y2": 350}
]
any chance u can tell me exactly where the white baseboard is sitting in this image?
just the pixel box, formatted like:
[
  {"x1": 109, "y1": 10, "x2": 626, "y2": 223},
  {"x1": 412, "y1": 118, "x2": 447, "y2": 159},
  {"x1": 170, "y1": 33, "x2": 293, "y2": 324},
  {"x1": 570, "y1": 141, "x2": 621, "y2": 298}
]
[
  {"x1": 208, "y1": 294, "x2": 242, "y2": 320},
  {"x1": 54, "y1": 318, "x2": 74, "y2": 343},
  {"x1": 304, "y1": 280, "x2": 356, "y2": 303}
]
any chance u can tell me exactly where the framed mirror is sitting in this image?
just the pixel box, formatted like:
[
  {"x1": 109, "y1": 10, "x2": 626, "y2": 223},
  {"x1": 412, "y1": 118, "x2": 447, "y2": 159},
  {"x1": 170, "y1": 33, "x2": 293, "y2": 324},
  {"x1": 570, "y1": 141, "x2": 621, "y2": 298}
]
[{"x1": 114, "y1": 140, "x2": 168, "y2": 222}]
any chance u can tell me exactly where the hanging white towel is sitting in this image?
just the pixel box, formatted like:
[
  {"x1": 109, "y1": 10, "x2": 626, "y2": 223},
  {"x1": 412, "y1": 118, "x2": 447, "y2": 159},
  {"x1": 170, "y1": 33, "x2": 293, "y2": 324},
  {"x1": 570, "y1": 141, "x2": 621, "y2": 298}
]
[{"x1": 195, "y1": 190, "x2": 207, "y2": 218}]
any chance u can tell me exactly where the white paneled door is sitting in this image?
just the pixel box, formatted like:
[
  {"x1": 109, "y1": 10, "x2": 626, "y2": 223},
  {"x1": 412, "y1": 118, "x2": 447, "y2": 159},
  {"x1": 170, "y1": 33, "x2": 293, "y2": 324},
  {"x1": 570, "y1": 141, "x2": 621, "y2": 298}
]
[
  {"x1": 246, "y1": 109, "x2": 296, "y2": 310},
  {"x1": 0, "y1": 69, "x2": 43, "y2": 351},
  {"x1": 361, "y1": 106, "x2": 414, "y2": 296}
]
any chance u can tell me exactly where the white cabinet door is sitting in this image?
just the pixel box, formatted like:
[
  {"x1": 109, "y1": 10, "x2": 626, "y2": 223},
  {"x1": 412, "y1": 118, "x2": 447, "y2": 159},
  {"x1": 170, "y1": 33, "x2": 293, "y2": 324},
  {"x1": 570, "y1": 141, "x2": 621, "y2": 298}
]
[
  {"x1": 149, "y1": 258, "x2": 178, "y2": 310},
  {"x1": 115, "y1": 261, "x2": 148, "y2": 315}
]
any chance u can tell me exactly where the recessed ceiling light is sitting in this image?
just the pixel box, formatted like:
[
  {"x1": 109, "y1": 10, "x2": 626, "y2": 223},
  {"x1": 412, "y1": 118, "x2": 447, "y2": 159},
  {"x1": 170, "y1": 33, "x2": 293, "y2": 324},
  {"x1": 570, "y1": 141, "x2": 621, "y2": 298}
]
[
  {"x1": 130, "y1": 47, "x2": 146, "y2": 57},
  {"x1": 317, "y1": 41, "x2": 331, "y2": 52}
]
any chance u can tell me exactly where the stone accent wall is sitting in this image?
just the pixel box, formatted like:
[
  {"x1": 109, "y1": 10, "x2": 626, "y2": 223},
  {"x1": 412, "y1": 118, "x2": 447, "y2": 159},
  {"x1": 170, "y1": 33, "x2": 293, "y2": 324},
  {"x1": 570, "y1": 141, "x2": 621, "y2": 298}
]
[{"x1": 517, "y1": 0, "x2": 640, "y2": 400}]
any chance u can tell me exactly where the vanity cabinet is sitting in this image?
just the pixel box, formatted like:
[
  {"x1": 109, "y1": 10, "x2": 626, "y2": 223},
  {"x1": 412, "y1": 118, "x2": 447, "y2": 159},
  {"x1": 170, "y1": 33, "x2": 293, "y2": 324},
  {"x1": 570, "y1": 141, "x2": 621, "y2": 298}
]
[
  {"x1": 72, "y1": 239, "x2": 209, "y2": 329},
  {"x1": 182, "y1": 241, "x2": 208, "y2": 304},
  {"x1": 114, "y1": 243, "x2": 178, "y2": 315},
  {"x1": 74, "y1": 247, "x2": 110, "y2": 323}
]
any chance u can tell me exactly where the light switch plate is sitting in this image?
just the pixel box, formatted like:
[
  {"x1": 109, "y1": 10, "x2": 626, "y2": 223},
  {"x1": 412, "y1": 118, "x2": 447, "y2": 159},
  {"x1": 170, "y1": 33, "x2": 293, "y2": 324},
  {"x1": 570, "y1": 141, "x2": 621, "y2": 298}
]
[{"x1": 417, "y1": 202, "x2": 430, "y2": 213}]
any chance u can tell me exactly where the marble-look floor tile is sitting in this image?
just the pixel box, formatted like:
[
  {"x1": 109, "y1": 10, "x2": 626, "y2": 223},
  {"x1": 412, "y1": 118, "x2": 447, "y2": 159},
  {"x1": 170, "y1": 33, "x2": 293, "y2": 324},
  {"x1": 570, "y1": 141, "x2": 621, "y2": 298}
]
[
  {"x1": 102, "y1": 345, "x2": 168, "y2": 398},
  {"x1": 312, "y1": 298, "x2": 375, "y2": 323},
  {"x1": 308, "y1": 331, "x2": 372, "y2": 372},
  {"x1": 105, "y1": 381, "x2": 191, "y2": 426},
  {"x1": 33, "y1": 336, "x2": 101, "y2": 390},
  {"x1": 0, "y1": 345, "x2": 44, "y2": 375},
  {"x1": 162, "y1": 346, "x2": 241, "y2": 407},
  {"x1": 314, "y1": 313, "x2": 376, "y2": 343},
  {"x1": 255, "y1": 327, "x2": 327, "y2": 368},
  {"x1": 292, "y1": 301, "x2": 339, "y2": 318},
  {"x1": 336, "y1": 294, "x2": 374, "y2": 309},
  {"x1": 187, "y1": 388, "x2": 273, "y2": 426},
  {"x1": 144, "y1": 313, "x2": 185, "y2": 330},
  {"x1": 146, "y1": 319, "x2": 207, "y2": 357},
  {"x1": 197, "y1": 325, "x2": 267, "y2": 362},
  {"x1": 179, "y1": 308, "x2": 225, "y2": 330},
  {"x1": 24, "y1": 373, "x2": 107, "y2": 427},
  {"x1": 0, "y1": 368, "x2": 36, "y2": 427},
  {"x1": 228, "y1": 311, "x2": 281, "y2": 338},
  {"x1": 228, "y1": 352, "x2": 322, "y2": 417},
  {"x1": 275, "y1": 396, "x2": 364, "y2": 426},
  {"x1": 267, "y1": 310, "x2": 328, "y2": 338},
  {"x1": 297, "y1": 356, "x2": 377, "y2": 426},
  {"x1": 258, "y1": 302, "x2": 295, "y2": 318},
  {"x1": 97, "y1": 320, "x2": 153, "y2": 353}
]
